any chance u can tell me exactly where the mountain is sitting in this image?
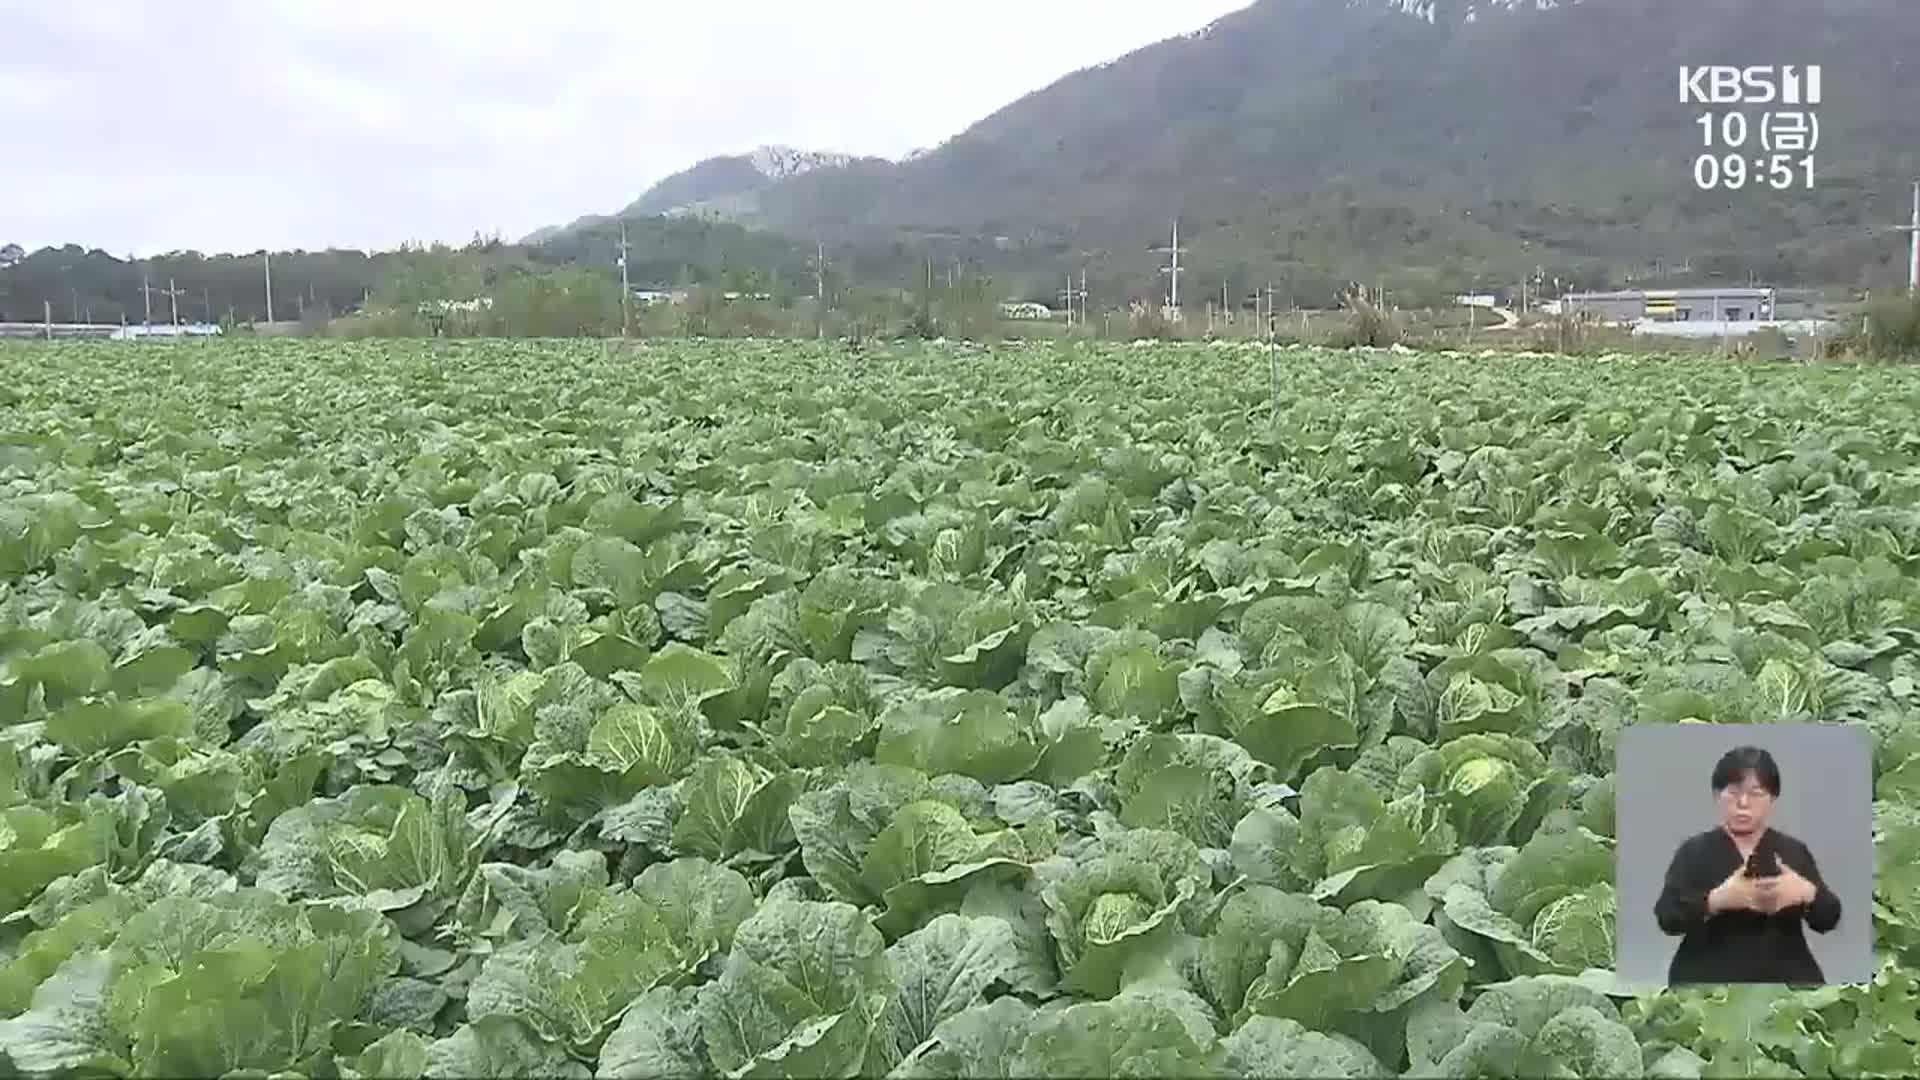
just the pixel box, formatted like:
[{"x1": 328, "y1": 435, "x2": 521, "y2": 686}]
[
  {"x1": 627, "y1": 145, "x2": 873, "y2": 217},
  {"x1": 553, "y1": 0, "x2": 1920, "y2": 298},
  {"x1": 523, "y1": 146, "x2": 880, "y2": 244}
]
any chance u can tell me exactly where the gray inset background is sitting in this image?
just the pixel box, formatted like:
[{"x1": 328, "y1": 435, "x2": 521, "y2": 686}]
[{"x1": 1614, "y1": 723, "x2": 1874, "y2": 987}]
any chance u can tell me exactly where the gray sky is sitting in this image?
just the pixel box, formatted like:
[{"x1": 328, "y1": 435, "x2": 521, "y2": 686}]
[{"x1": 7, "y1": 0, "x2": 1250, "y2": 257}]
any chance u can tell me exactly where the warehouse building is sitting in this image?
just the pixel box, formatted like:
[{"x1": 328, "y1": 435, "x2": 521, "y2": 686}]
[{"x1": 1560, "y1": 287, "x2": 1775, "y2": 324}]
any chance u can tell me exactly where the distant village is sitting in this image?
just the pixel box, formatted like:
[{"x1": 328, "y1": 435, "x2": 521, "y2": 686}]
[{"x1": 0, "y1": 278, "x2": 1846, "y2": 343}]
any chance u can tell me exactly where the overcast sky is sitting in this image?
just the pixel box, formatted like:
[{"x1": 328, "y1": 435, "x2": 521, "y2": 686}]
[{"x1": 7, "y1": 0, "x2": 1250, "y2": 257}]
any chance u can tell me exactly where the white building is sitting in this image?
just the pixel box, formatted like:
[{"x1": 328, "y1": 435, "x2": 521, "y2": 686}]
[
  {"x1": 110, "y1": 323, "x2": 222, "y2": 340},
  {"x1": 1630, "y1": 318, "x2": 1837, "y2": 339},
  {"x1": 632, "y1": 289, "x2": 688, "y2": 305},
  {"x1": 418, "y1": 298, "x2": 493, "y2": 315}
]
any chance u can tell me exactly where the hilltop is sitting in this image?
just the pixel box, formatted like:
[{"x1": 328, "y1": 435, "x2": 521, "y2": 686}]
[{"x1": 550, "y1": 0, "x2": 1920, "y2": 298}]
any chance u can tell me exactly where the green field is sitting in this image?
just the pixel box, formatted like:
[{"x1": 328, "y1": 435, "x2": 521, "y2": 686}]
[{"x1": 1, "y1": 339, "x2": 1918, "y2": 1078}]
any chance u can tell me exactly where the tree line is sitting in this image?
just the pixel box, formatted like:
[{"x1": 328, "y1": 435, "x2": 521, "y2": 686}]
[
  {"x1": 0, "y1": 216, "x2": 836, "y2": 326},
  {"x1": 7, "y1": 203, "x2": 1817, "y2": 340}
]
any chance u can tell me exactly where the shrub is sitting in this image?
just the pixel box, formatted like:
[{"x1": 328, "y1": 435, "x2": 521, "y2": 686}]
[
  {"x1": 1330, "y1": 285, "x2": 1404, "y2": 349},
  {"x1": 1857, "y1": 293, "x2": 1920, "y2": 360},
  {"x1": 1529, "y1": 310, "x2": 1604, "y2": 355}
]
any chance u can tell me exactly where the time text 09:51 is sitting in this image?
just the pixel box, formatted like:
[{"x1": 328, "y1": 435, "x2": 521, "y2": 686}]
[{"x1": 1693, "y1": 111, "x2": 1818, "y2": 191}]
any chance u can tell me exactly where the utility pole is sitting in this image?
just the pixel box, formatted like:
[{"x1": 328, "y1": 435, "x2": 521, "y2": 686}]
[
  {"x1": 1152, "y1": 220, "x2": 1186, "y2": 319},
  {"x1": 1909, "y1": 180, "x2": 1920, "y2": 294},
  {"x1": 141, "y1": 274, "x2": 179, "y2": 328},
  {"x1": 813, "y1": 242, "x2": 827, "y2": 340},
  {"x1": 1894, "y1": 179, "x2": 1920, "y2": 294},
  {"x1": 263, "y1": 251, "x2": 274, "y2": 323},
  {"x1": 1057, "y1": 273, "x2": 1086, "y2": 328},
  {"x1": 141, "y1": 269, "x2": 153, "y2": 327},
  {"x1": 618, "y1": 218, "x2": 632, "y2": 337}
]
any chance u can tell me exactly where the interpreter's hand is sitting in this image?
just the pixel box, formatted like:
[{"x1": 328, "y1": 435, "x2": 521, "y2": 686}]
[
  {"x1": 1707, "y1": 865, "x2": 1773, "y2": 914},
  {"x1": 1763, "y1": 865, "x2": 1818, "y2": 912}
]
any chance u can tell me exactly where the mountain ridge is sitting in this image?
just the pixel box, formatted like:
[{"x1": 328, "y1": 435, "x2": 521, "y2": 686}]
[
  {"x1": 526, "y1": 0, "x2": 1524, "y2": 243},
  {"x1": 539, "y1": 0, "x2": 1920, "y2": 293},
  {"x1": 524, "y1": 145, "x2": 883, "y2": 243}
]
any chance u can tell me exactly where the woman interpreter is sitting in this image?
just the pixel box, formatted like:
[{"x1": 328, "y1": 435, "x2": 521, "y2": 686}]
[{"x1": 1652, "y1": 745, "x2": 1842, "y2": 985}]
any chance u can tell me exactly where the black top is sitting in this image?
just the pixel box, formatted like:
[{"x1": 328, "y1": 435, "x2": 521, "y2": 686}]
[{"x1": 1654, "y1": 827, "x2": 1841, "y2": 985}]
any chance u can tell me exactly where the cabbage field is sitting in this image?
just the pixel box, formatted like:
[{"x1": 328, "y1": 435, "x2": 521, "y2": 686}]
[{"x1": 1, "y1": 338, "x2": 1918, "y2": 1078}]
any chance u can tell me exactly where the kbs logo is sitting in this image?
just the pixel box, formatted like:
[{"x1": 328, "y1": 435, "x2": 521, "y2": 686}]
[{"x1": 1680, "y1": 66, "x2": 1823, "y2": 105}]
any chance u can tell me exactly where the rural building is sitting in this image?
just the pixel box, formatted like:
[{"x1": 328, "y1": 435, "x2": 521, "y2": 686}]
[
  {"x1": 1124, "y1": 299, "x2": 1188, "y2": 324},
  {"x1": 110, "y1": 323, "x2": 221, "y2": 339},
  {"x1": 418, "y1": 298, "x2": 493, "y2": 315},
  {"x1": 628, "y1": 289, "x2": 772, "y2": 305},
  {"x1": 999, "y1": 302, "x2": 1053, "y2": 320},
  {"x1": 1631, "y1": 318, "x2": 1837, "y2": 340},
  {"x1": 1, "y1": 321, "x2": 224, "y2": 340},
  {"x1": 0, "y1": 321, "x2": 119, "y2": 339},
  {"x1": 1560, "y1": 288, "x2": 1775, "y2": 324},
  {"x1": 632, "y1": 288, "x2": 689, "y2": 305}
]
